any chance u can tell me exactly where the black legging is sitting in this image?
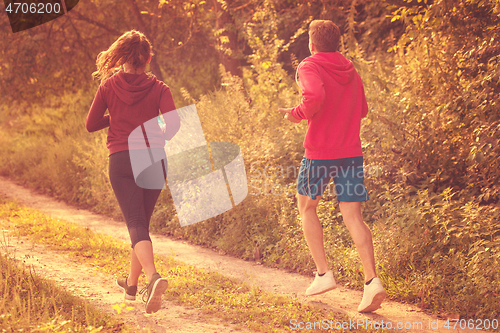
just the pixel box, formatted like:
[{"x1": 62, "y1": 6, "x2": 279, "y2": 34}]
[{"x1": 109, "y1": 150, "x2": 166, "y2": 248}]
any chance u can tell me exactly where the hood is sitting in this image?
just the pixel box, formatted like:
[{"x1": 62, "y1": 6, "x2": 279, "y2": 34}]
[
  {"x1": 302, "y1": 52, "x2": 355, "y2": 85},
  {"x1": 108, "y1": 71, "x2": 156, "y2": 105}
]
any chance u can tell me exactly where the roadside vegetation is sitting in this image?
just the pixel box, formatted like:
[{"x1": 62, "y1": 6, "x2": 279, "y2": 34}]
[
  {"x1": 0, "y1": 0, "x2": 499, "y2": 322},
  {"x1": 0, "y1": 232, "x2": 128, "y2": 332}
]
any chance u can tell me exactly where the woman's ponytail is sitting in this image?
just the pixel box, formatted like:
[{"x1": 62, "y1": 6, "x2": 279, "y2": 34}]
[{"x1": 92, "y1": 30, "x2": 153, "y2": 83}]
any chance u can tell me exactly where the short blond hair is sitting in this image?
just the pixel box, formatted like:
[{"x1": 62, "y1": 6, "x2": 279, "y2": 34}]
[{"x1": 309, "y1": 20, "x2": 341, "y2": 53}]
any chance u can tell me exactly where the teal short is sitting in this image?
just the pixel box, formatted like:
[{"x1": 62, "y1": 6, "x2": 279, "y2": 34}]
[{"x1": 296, "y1": 156, "x2": 369, "y2": 202}]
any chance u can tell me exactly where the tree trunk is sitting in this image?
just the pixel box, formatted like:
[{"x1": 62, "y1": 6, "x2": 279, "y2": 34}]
[
  {"x1": 126, "y1": 0, "x2": 164, "y2": 81},
  {"x1": 214, "y1": 0, "x2": 243, "y2": 77}
]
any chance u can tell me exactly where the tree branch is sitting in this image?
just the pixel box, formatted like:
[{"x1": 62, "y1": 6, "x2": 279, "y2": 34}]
[
  {"x1": 69, "y1": 10, "x2": 122, "y2": 36},
  {"x1": 125, "y1": 0, "x2": 164, "y2": 81}
]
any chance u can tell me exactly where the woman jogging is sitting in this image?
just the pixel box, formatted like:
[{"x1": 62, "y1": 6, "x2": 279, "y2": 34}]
[{"x1": 86, "y1": 30, "x2": 180, "y2": 314}]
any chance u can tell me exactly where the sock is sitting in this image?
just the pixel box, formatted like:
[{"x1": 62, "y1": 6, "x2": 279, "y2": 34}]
[
  {"x1": 318, "y1": 272, "x2": 326, "y2": 277},
  {"x1": 365, "y1": 278, "x2": 374, "y2": 285}
]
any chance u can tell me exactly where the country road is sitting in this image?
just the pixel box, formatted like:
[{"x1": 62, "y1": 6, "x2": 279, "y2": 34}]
[{"x1": 0, "y1": 176, "x2": 489, "y2": 333}]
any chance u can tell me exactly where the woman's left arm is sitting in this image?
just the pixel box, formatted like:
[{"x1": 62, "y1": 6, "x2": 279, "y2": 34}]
[{"x1": 159, "y1": 87, "x2": 180, "y2": 140}]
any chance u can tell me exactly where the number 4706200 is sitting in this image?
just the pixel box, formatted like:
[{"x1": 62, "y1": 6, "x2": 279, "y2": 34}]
[
  {"x1": 5, "y1": 2, "x2": 61, "y2": 14},
  {"x1": 444, "y1": 318, "x2": 498, "y2": 330}
]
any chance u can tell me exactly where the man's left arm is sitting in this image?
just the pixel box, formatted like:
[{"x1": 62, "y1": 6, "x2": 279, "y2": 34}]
[{"x1": 360, "y1": 81, "x2": 368, "y2": 118}]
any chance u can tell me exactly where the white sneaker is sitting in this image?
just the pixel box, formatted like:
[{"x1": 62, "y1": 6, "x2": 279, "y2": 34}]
[
  {"x1": 305, "y1": 270, "x2": 336, "y2": 296},
  {"x1": 357, "y1": 277, "x2": 386, "y2": 312}
]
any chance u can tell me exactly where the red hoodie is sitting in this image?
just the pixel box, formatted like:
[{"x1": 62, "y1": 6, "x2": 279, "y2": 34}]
[
  {"x1": 290, "y1": 52, "x2": 368, "y2": 160},
  {"x1": 86, "y1": 71, "x2": 179, "y2": 155}
]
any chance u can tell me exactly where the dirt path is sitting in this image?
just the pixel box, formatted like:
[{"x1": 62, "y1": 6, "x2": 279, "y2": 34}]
[
  {"x1": 0, "y1": 232, "x2": 246, "y2": 333},
  {"x1": 0, "y1": 176, "x2": 488, "y2": 333}
]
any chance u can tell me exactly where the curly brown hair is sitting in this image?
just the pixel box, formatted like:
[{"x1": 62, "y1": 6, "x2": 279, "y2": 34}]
[
  {"x1": 309, "y1": 20, "x2": 341, "y2": 53},
  {"x1": 92, "y1": 30, "x2": 153, "y2": 83}
]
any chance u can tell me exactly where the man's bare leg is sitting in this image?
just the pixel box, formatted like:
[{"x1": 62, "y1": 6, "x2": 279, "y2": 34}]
[
  {"x1": 298, "y1": 194, "x2": 337, "y2": 296},
  {"x1": 298, "y1": 194, "x2": 329, "y2": 274},
  {"x1": 338, "y1": 201, "x2": 376, "y2": 283},
  {"x1": 339, "y1": 201, "x2": 385, "y2": 312}
]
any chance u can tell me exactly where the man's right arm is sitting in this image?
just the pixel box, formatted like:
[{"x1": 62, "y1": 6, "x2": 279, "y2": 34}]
[{"x1": 290, "y1": 62, "x2": 325, "y2": 121}]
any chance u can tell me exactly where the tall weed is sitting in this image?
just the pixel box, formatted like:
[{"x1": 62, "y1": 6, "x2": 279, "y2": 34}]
[{"x1": 0, "y1": 243, "x2": 122, "y2": 331}]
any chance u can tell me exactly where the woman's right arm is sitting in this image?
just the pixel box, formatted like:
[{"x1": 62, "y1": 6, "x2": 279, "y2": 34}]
[{"x1": 86, "y1": 86, "x2": 110, "y2": 132}]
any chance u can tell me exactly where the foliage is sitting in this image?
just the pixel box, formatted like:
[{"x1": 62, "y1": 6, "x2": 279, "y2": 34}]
[
  {"x1": 0, "y1": 91, "x2": 122, "y2": 218},
  {"x1": 385, "y1": 0, "x2": 500, "y2": 203},
  {"x1": 1, "y1": 0, "x2": 500, "y2": 322},
  {"x1": 0, "y1": 0, "x2": 222, "y2": 104},
  {"x1": 373, "y1": 184, "x2": 500, "y2": 317},
  {"x1": 0, "y1": 0, "x2": 402, "y2": 105}
]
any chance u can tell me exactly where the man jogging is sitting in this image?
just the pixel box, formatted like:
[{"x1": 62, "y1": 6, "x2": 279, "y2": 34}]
[{"x1": 278, "y1": 20, "x2": 386, "y2": 313}]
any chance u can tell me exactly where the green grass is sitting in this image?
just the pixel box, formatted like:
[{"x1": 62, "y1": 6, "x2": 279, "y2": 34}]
[
  {"x1": 0, "y1": 198, "x2": 382, "y2": 333},
  {"x1": 0, "y1": 239, "x2": 128, "y2": 332}
]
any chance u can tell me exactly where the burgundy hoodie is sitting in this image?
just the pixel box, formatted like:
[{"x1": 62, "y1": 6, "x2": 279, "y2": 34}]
[
  {"x1": 86, "y1": 71, "x2": 179, "y2": 155},
  {"x1": 290, "y1": 52, "x2": 368, "y2": 160}
]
